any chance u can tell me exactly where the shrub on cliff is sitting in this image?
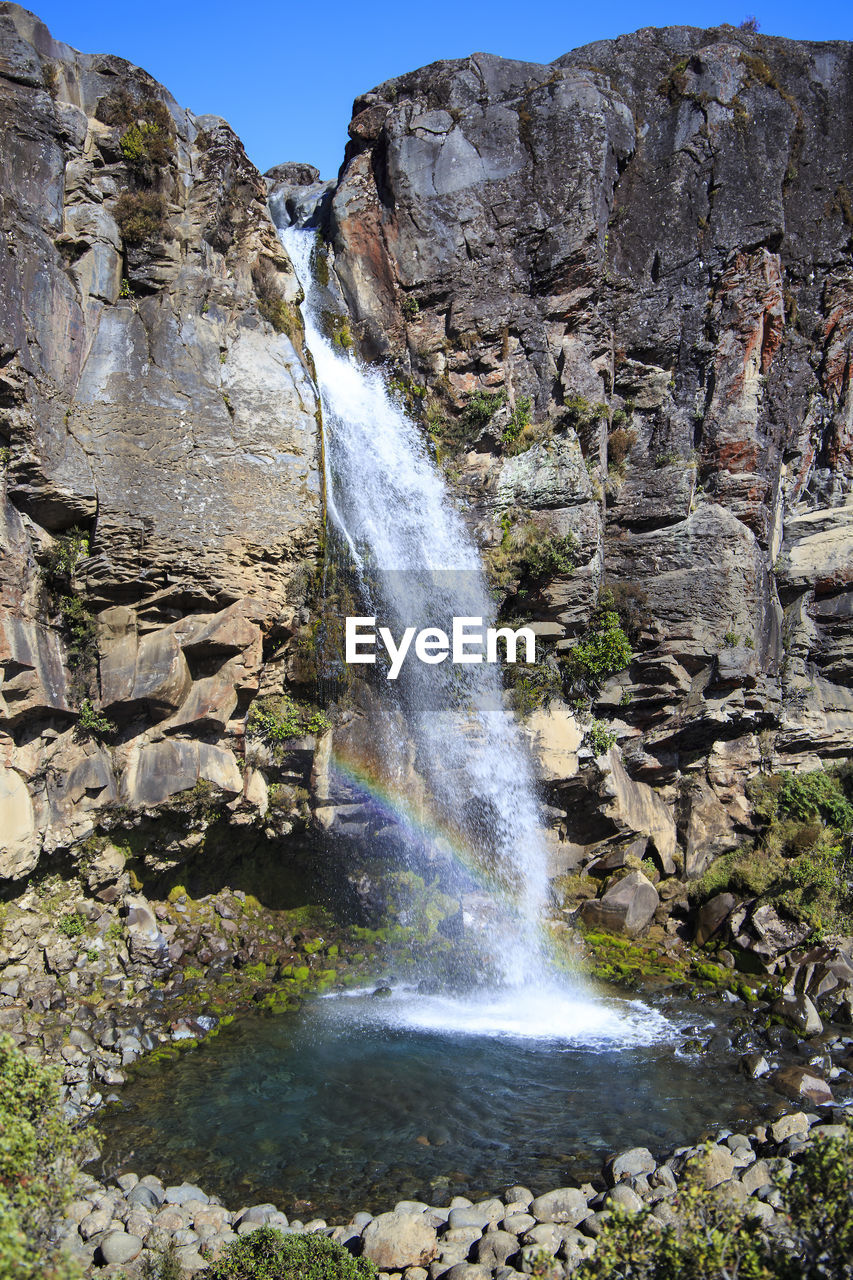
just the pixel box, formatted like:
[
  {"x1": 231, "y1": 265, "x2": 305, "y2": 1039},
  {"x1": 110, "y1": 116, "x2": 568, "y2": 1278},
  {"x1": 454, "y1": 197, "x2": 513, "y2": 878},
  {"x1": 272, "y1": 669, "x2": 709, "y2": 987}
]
[
  {"x1": 206, "y1": 1227, "x2": 377, "y2": 1280},
  {"x1": 692, "y1": 765, "x2": 853, "y2": 932},
  {"x1": 563, "y1": 609, "x2": 633, "y2": 684},
  {"x1": 0, "y1": 1035, "x2": 83, "y2": 1279},
  {"x1": 114, "y1": 190, "x2": 169, "y2": 245}
]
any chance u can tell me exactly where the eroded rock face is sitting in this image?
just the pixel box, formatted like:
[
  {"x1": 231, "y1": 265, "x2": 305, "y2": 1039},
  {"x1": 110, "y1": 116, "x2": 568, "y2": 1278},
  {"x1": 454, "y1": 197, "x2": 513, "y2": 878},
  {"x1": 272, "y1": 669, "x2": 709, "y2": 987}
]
[{"x1": 0, "y1": 4, "x2": 322, "y2": 877}]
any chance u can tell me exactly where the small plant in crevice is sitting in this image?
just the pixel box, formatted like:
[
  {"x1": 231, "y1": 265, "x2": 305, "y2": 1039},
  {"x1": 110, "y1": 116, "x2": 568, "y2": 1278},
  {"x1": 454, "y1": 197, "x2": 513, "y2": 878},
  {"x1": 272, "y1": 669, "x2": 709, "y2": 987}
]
[
  {"x1": 487, "y1": 517, "x2": 577, "y2": 596},
  {"x1": 501, "y1": 395, "x2": 533, "y2": 447},
  {"x1": 42, "y1": 527, "x2": 90, "y2": 582},
  {"x1": 504, "y1": 659, "x2": 563, "y2": 716},
  {"x1": 461, "y1": 388, "x2": 506, "y2": 434},
  {"x1": 57, "y1": 912, "x2": 86, "y2": 939},
  {"x1": 75, "y1": 698, "x2": 116, "y2": 741},
  {"x1": 401, "y1": 295, "x2": 420, "y2": 319},
  {"x1": 607, "y1": 424, "x2": 637, "y2": 472},
  {"x1": 388, "y1": 373, "x2": 427, "y2": 416},
  {"x1": 141, "y1": 1237, "x2": 183, "y2": 1280},
  {"x1": 113, "y1": 190, "x2": 169, "y2": 246},
  {"x1": 246, "y1": 694, "x2": 330, "y2": 761},
  {"x1": 517, "y1": 532, "x2": 577, "y2": 582},
  {"x1": 253, "y1": 258, "x2": 302, "y2": 342},
  {"x1": 564, "y1": 394, "x2": 608, "y2": 432},
  {"x1": 584, "y1": 719, "x2": 618, "y2": 756},
  {"x1": 41, "y1": 528, "x2": 100, "y2": 704}
]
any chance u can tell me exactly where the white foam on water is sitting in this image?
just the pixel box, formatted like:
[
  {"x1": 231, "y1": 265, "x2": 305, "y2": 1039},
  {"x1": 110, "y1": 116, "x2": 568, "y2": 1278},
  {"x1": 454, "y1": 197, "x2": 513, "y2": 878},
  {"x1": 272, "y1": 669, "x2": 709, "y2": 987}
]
[{"x1": 320, "y1": 985, "x2": 674, "y2": 1048}]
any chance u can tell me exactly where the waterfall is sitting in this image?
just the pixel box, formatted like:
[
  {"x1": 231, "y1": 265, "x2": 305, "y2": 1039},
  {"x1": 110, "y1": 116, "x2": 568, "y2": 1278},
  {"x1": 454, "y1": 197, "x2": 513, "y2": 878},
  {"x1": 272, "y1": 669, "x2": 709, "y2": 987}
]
[{"x1": 281, "y1": 225, "x2": 555, "y2": 991}]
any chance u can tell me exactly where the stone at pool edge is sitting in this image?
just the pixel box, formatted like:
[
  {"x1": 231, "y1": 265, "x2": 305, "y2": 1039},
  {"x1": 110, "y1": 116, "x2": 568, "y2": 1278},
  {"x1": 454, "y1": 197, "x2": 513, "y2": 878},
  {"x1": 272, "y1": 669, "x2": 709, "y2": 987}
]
[
  {"x1": 528, "y1": 1188, "x2": 590, "y2": 1225},
  {"x1": 98, "y1": 1231, "x2": 143, "y2": 1265},
  {"x1": 361, "y1": 1209, "x2": 439, "y2": 1269}
]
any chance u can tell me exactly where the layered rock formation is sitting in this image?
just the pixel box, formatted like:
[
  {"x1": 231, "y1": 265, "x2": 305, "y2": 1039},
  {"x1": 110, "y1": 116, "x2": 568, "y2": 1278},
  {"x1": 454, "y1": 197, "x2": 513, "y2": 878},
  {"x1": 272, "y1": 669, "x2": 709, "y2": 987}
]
[
  {"x1": 1, "y1": 8, "x2": 851, "y2": 970},
  {"x1": 0, "y1": 3, "x2": 321, "y2": 879}
]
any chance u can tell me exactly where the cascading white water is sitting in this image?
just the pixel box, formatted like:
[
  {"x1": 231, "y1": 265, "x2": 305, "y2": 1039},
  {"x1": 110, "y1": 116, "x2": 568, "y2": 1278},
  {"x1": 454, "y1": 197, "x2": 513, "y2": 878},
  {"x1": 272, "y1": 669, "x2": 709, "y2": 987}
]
[
  {"x1": 279, "y1": 226, "x2": 669, "y2": 1047},
  {"x1": 283, "y1": 226, "x2": 552, "y2": 990}
]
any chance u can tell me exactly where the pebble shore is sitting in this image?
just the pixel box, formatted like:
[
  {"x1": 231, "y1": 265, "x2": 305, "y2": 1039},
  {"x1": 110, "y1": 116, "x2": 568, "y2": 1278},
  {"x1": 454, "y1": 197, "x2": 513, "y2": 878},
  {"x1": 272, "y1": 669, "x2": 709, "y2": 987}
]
[{"x1": 59, "y1": 1103, "x2": 852, "y2": 1277}]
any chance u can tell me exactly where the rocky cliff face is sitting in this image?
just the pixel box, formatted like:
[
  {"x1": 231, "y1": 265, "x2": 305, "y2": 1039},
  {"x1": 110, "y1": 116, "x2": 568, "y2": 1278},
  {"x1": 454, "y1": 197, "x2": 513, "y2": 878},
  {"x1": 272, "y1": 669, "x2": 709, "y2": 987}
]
[
  {"x1": 311, "y1": 24, "x2": 852, "y2": 891},
  {"x1": 0, "y1": 4, "x2": 322, "y2": 882},
  {"x1": 1, "y1": 8, "x2": 851, "y2": 952}
]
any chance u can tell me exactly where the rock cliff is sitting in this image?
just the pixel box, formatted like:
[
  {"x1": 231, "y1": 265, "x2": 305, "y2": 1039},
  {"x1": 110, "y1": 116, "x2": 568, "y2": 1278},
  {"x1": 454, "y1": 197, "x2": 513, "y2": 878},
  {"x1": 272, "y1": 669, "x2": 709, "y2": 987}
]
[
  {"x1": 0, "y1": 3, "x2": 321, "y2": 881},
  {"x1": 308, "y1": 24, "x2": 852, "y2": 892},
  {"x1": 1, "y1": 8, "x2": 852, "y2": 961}
]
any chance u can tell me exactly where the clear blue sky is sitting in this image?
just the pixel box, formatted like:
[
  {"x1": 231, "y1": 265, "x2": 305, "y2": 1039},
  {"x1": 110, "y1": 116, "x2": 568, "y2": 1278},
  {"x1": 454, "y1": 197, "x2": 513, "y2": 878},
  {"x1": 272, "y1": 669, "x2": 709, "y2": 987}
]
[{"x1": 32, "y1": 0, "x2": 853, "y2": 178}]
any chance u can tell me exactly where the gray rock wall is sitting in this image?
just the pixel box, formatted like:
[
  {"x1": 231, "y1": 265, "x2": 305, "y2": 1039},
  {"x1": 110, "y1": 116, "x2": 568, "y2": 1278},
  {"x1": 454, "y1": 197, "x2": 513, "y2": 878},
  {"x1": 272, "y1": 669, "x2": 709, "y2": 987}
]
[
  {"x1": 316, "y1": 24, "x2": 853, "y2": 875},
  {"x1": 0, "y1": 3, "x2": 322, "y2": 877}
]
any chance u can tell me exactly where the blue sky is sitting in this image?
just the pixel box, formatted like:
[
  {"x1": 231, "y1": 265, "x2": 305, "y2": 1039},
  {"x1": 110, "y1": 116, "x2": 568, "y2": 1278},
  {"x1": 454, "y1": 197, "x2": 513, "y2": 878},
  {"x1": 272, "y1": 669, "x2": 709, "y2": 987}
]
[{"x1": 33, "y1": 0, "x2": 853, "y2": 178}]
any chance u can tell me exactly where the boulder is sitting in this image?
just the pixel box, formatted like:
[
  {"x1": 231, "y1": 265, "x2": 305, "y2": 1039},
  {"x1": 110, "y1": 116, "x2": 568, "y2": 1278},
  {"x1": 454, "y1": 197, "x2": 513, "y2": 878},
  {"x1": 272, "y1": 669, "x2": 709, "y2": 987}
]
[
  {"x1": 694, "y1": 893, "x2": 737, "y2": 947},
  {"x1": 692, "y1": 1145, "x2": 736, "y2": 1189},
  {"x1": 604, "y1": 1147, "x2": 656, "y2": 1185},
  {"x1": 605, "y1": 1185, "x2": 644, "y2": 1213},
  {"x1": 773, "y1": 992, "x2": 822, "y2": 1037},
  {"x1": 580, "y1": 871, "x2": 659, "y2": 936},
  {"x1": 361, "y1": 1211, "x2": 438, "y2": 1269},
  {"x1": 771, "y1": 1068, "x2": 834, "y2": 1106},
  {"x1": 125, "y1": 895, "x2": 170, "y2": 967},
  {"x1": 447, "y1": 1200, "x2": 504, "y2": 1230},
  {"x1": 769, "y1": 1112, "x2": 809, "y2": 1143},
  {"x1": 475, "y1": 1231, "x2": 520, "y2": 1267},
  {"x1": 529, "y1": 1187, "x2": 589, "y2": 1225},
  {"x1": 98, "y1": 1232, "x2": 143, "y2": 1265}
]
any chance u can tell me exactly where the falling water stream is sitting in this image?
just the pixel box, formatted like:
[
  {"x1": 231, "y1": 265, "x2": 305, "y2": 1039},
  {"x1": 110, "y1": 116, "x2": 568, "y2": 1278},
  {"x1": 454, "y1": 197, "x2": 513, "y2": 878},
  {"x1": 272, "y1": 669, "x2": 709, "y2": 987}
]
[
  {"x1": 282, "y1": 226, "x2": 551, "y2": 990},
  {"x1": 280, "y1": 224, "x2": 652, "y2": 1038}
]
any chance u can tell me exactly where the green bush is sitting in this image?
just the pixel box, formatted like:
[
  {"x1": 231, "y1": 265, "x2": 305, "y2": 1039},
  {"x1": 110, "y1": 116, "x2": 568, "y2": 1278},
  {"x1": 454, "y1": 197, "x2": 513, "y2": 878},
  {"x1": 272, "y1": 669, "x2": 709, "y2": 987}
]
[
  {"x1": 401, "y1": 295, "x2": 420, "y2": 318},
  {"x1": 564, "y1": 394, "x2": 607, "y2": 431},
  {"x1": 0, "y1": 1035, "x2": 83, "y2": 1279},
  {"x1": 43, "y1": 528, "x2": 89, "y2": 582},
  {"x1": 461, "y1": 388, "x2": 506, "y2": 433},
  {"x1": 76, "y1": 698, "x2": 116, "y2": 741},
  {"x1": 750, "y1": 767, "x2": 853, "y2": 833},
  {"x1": 206, "y1": 1226, "x2": 377, "y2": 1280},
  {"x1": 53, "y1": 594, "x2": 98, "y2": 702},
  {"x1": 783, "y1": 1122, "x2": 853, "y2": 1276},
  {"x1": 114, "y1": 190, "x2": 168, "y2": 245},
  {"x1": 518, "y1": 532, "x2": 577, "y2": 581},
  {"x1": 501, "y1": 395, "x2": 532, "y2": 446},
  {"x1": 564, "y1": 610, "x2": 633, "y2": 683},
  {"x1": 120, "y1": 120, "x2": 173, "y2": 182},
  {"x1": 693, "y1": 766, "x2": 853, "y2": 931},
  {"x1": 57, "y1": 912, "x2": 86, "y2": 938},
  {"x1": 578, "y1": 1126, "x2": 853, "y2": 1280},
  {"x1": 247, "y1": 695, "x2": 330, "y2": 749},
  {"x1": 585, "y1": 720, "x2": 617, "y2": 755},
  {"x1": 577, "y1": 1166, "x2": 777, "y2": 1280}
]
